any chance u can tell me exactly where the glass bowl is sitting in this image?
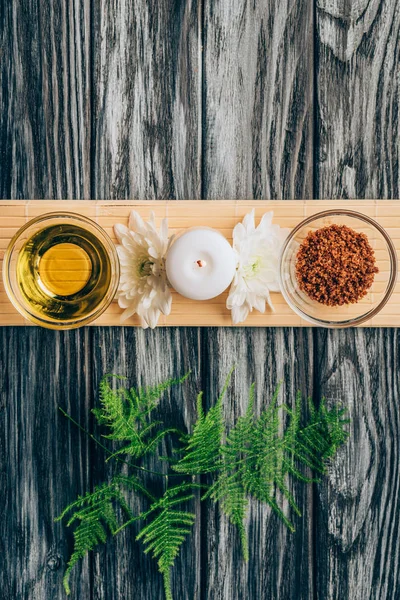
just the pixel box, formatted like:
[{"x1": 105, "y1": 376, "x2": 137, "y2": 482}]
[
  {"x1": 3, "y1": 212, "x2": 120, "y2": 329},
  {"x1": 279, "y1": 209, "x2": 398, "y2": 328}
]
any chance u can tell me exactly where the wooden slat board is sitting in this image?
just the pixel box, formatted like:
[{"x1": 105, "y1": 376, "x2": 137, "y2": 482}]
[{"x1": 0, "y1": 199, "x2": 399, "y2": 327}]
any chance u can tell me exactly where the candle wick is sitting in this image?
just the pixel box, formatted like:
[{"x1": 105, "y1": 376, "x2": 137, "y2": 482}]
[{"x1": 196, "y1": 259, "x2": 207, "y2": 268}]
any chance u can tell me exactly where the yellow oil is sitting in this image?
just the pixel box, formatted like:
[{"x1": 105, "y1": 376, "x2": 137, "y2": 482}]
[
  {"x1": 39, "y1": 243, "x2": 92, "y2": 296},
  {"x1": 17, "y1": 224, "x2": 112, "y2": 321}
]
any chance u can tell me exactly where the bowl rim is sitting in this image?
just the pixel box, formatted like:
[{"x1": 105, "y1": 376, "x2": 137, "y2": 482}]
[
  {"x1": 2, "y1": 211, "x2": 120, "y2": 329},
  {"x1": 279, "y1": 208, "x2": 398, "y2": 328}
]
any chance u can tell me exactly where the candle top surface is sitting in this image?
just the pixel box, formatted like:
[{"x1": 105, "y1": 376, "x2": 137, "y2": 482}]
[{"x1": 165, "y1": 228, "x2": 236, "y2": 301}]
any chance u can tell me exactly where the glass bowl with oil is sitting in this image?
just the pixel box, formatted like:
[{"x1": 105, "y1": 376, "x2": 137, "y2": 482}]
[{"x1": 3, "y1": 212, "x2": 120, "y2": 329}]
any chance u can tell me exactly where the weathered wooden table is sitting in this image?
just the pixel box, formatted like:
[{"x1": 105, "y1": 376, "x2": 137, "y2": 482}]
[{"x1": 1, "y1": 1, "x2": 399, "y2": 599}]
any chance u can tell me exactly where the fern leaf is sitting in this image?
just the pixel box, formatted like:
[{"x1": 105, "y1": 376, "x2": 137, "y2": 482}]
[
  {"x1": 207, "y1": 470, "x2": 249, "y2": 559},
  {"x1": 173, "y1": 391, "x2": 223, "y2": 474},
  {"x1": 173, "y1": 369, "x2": 234, "y2": 475},
  {"x1": 94, "y1": 373, "x2": 189, "y2": 460},
  {"x1": 137, "y1": 483, "x2": 196, "y2": 600},
  {"x1": 202, "y1": 384, "x2": 256, "y2": 558},
  {"x1": 61, "y1": 519, "x2": 104, "y2": 593},
  {"x1": 306, "y1": 397, "x2": 349, "y2": 460},
  {"x1": 240, "y1": 390, "x2": 348, "y2": 528},
  {"x1": 58, "y1": 370, "x2": 349, "y2": 600},
  {"x1": 178, "y1": 380, "x2": 348, "y2": 554},
  {"x1": 56, "y1": 476, "x2": 147, "y2": 595}
]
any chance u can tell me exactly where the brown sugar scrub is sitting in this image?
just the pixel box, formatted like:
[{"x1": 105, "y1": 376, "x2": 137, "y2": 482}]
[{"x1": 295, "y1": 224, "x2": 379, "y2": 306}]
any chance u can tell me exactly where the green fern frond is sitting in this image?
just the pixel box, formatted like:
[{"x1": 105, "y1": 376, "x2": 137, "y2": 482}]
[
  {"x1": 177, "y1": 381, "x2": 348, "y2": 553},
  {"x1": 136, "y1": 483, "x2": 196, "y2": 600},
  {"x1": 58, "y1": 370, "x2": 349, "y2": 600},
  {"x1": 93, "y1": 373, "x2": 189, "y2": 460},
  {"x1": 173, "y1": 369, "x2": 234, "y2": 475},
  {"x1": 207, "y1": 470, "x2": 249, "y2": 560},
  {"x1": 173, "y1": 391, "x2": 223, "y2": 474},
  {"x1": 200, "y1": 383, "x2": 255, "y2": 558},
  {"x1": 56, "y1": 477, "x2": 143, "y2": 594},
  {"x1": 306, "y1": 397, "x2": 349, "y2": 460},
  {"x1": 241, "y1": 390, "x2": 348, "y2": 530}
]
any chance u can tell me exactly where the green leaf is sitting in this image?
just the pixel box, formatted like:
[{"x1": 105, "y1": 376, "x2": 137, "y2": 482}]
[
  {"x1": 178, "y1": 380, "x2": 349, "y2": 555},
  {"x1": 136, "y1": 483, "x2": 196, "y2": 600},
  {"x1": 56, "y1": 475, "x2": 148, "y2": 595},
  {"x1": 173, "y1": 369, "x2": 234, "y2": 475},
  {"x1": 58, "y1": 369, "x2": 349, "y2": 600},
  {"x1": 94, "y1": 373, "x2": 189, "y2": 460}
]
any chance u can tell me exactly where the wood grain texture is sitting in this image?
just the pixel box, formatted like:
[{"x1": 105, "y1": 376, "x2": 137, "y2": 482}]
[
  {"x1": 313, "y1": 329, "x2": 400, "y2": 599},
  {"x1": 89, "y1": 327, "x2": 202, "y2": 600},
  {"x1": 203, "y1": 0, "x2": 313, "y2": 199},
  {"x1": 315, "y1": 0, "x2": 400, "y2": 597},
  {"x1": 201, "y1": 327, "x2": 315, "y2": 600},
  {"x1": 0, "y1": 0, "x2": 91, "y2": 199},
  {"x1": 0, "y1": 328, "x2": 92, "y2": 600},
  {"x1": 316, "y1": 0, "x2": 400, "y2": 199},
  {"x1": 2, "y1": 0, "x2": 399, "y2": 596},
  {"x1": 92, "y1": 0, "x2": 200, "y2": 200}
]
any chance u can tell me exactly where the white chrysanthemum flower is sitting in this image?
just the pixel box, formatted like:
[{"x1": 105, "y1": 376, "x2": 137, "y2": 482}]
[
  {"x1": 226, "y1": 209, "x2": 289, "y2": 325},
  {"x1": 114, "y1": 211, "x2": 173, "y2": 329}
]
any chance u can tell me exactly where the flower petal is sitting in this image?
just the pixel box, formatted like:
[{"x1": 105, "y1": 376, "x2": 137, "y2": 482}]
[
  {"x1": 114, "y1": 223, "x2": 129, "y2": 243},
  {"x1": 227, "y1": 209, "x2": 287, "y2": 324},
  {"x1": 231, "y1": 304, "x2": 250, "y2": 325},
  {"x1": 129, "y1": 211, "x2": 146, "y2": 234},
  {"x1": 114, "y1": 212, "x2": 173, "y2": 328}
]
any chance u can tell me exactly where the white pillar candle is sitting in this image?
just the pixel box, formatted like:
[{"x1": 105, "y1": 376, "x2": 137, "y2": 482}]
[{"x1": 165, "y1": 228, "x2": 236, "y2": 300}]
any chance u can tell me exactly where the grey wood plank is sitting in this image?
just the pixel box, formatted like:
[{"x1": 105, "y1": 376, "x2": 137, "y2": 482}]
[
  {"x1": 92, "y1": 0, "x2": 200, "y2": 199},
  {"x1": 313, "y1": 329, "x2": 400, "y2": 600},
  {"x1": 0, "y1": 0, "x2": 91, "y2": 199},
  {"x1": 201, "y1": 328, "x2": 315, "y2": 600},
  {"x1": 316, "y1": 0, "x2": 400, "y2": 198},
  {"x1": 202, "y1": 0, "x2": 314, "y2": 200},
  {"x1": 201, "y1": 0, "x2": 315, "y2": 597},
  {"x1": 0, "y1": 327, "x2": 92, "y2": 600},
  {"x1": 315, "y1": 1, "x2": 400, "y2": 597},
  {"x1": 89, "y1": 0, "x2": 202, "y2": 594},
  {"x1": 89, "y1": 327, "x2": 202, "y2": 600}
]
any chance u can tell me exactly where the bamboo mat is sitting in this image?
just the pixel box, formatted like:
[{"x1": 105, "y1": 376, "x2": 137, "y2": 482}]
[{"x1": 0, "y1": 200, "x2": 399, "y2": 327}]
